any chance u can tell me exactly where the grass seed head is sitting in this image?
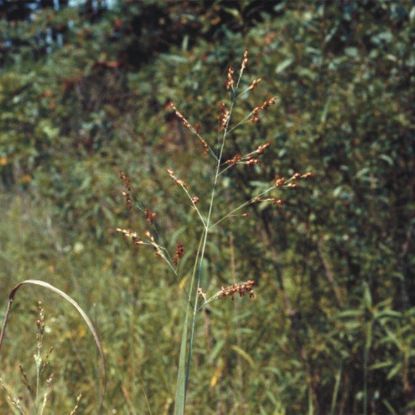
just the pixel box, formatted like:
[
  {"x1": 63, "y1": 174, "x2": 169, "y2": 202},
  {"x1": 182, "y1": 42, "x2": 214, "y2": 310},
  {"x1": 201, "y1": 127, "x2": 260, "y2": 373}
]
[
  {"x1": 248, "y1": 77, "x2": 262, "y2": 91},
  {"x1": 145, "y1": 209, "x2": 157, "y2": 224},
  {"x1": 119, "y1": 171, "x2": 133, "y2": 209},
  {"x1": 275, "y1": 177, "x2": 286, "y2": 187},
  {"x1": 245, "y1": 157, "x2": 259, "y2": 166},
  {"x1": 173, "y1": 242, "x2": 184, "y2": 266},
  {"x1": 116, "y1": 228, "x2": 143, "y2": 246},
  {"x1": 250, "y1": 96, "x2": 278, "y2": 123},
  {"x1": 218, "y1": 102, "x2": 230, "y2": 131},
  {"x1": 240, "y1": 50, "x2": 248, "y2": 73},
  {"x1": 225, "y1": 154, "x2": 242, "y2": 166},
  {"x1": 255, "y1": 142, "x2": 271, "y2": 155},
  {"x1": 167, "y1": 168, "x2": 187, "y2": 188},
  {"x1": 219, "y1": 280, "x2": 256, "y2": 300},
  {"x1": 225, "y1": 65, "x2": 234, "y2": 90}
]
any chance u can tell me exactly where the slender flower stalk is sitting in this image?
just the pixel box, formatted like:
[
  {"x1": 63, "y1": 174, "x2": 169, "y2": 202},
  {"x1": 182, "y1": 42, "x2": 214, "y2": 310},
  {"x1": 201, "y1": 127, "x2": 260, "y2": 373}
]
[{"x1": 183, "y1": 51, "x2": 250, "y2": 404}]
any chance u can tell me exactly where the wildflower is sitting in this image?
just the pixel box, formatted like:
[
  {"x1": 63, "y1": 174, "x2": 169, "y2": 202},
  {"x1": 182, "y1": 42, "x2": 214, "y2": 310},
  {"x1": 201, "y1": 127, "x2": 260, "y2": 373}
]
[{"x1": 250, "y1": 96, "x2": 278, "y2": 123}]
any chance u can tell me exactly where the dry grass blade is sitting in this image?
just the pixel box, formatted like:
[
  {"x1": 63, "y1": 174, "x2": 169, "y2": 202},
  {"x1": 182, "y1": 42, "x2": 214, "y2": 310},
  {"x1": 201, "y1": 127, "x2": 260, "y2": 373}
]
[{"x1": 0, "y1": 279, "x2": 106, "y2": 410}]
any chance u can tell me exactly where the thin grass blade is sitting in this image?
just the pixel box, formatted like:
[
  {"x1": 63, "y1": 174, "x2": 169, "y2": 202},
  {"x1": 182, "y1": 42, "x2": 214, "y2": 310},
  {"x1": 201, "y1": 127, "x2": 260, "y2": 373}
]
[{"x1": 173, "y1": 308, "x2": 189, "y2": 415}]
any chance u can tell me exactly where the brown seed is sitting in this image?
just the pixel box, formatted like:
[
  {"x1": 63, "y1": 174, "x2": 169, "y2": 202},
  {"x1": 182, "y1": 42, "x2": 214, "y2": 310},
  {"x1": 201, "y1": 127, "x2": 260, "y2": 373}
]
[
  {"x1": 173, "y1": 242, "x2": 184, "y2": 265},
  {"x1": 225, "y1": 154, "x2": 242, "y2": 166},
  {"x1": 241, "y1": 50, "x2": 248, "y2": 73},
  {"x1": 145, "y1": 209, "x2": 157, "y2": 224},
  {"x1": 275, "y1": 177, "x2": 286, "y2": 187},
  {"x1": 219, "y1": 280, "x2": 256, "y2": 300},
  {"x1": 248, "y1": 78, "x2": 262, "y2": 91}
]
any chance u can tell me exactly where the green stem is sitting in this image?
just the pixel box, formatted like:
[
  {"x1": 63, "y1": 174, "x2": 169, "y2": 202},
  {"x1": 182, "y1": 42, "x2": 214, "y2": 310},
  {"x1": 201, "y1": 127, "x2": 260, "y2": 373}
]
[
  {"x1": 211, "y1": 185, "x2": 275, "y2": 228},
  {"x1": 184, "y1": 64, "x2": 246, "y2": 400}
]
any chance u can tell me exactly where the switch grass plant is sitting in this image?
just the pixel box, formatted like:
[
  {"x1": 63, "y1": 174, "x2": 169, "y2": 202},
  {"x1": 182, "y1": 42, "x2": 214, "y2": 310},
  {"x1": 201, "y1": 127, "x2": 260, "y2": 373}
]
[{"x1": 116, "y1": 50, "x2": 311, "y2": 414}]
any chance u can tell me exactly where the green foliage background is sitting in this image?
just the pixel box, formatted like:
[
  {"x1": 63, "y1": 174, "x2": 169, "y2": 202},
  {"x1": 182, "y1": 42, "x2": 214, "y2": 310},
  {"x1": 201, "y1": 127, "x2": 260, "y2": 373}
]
[{"x1": 0, "y1": 1, "x2": 414, "y2": 414}]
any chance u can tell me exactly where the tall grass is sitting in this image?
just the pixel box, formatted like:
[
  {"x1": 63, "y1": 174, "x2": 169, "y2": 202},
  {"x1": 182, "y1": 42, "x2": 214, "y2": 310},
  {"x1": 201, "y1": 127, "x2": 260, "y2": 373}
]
[{"x1": 117, "y1": 50, "x2": 310, "y2": 413}]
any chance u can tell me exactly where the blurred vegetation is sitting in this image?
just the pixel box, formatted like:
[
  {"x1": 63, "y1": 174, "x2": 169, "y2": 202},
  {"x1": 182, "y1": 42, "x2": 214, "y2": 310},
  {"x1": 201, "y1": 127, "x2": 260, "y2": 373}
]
[{"x1": 0, "y1": 0, "x2": 414, "y2": 414}]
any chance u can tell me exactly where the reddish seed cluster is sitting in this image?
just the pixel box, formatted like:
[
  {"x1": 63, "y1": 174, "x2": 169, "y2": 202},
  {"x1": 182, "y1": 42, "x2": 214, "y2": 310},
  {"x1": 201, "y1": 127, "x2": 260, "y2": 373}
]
[
  {"x1": 173, "y1": 242, "x2": 184, "y2": 265},
  {"x1": 218, "y1": 102, "x2": 230, "y2": 131},
  {"x1": 248, "y1": 77, "x2": 262, "y2": 91},
  {"x1": 274, "y1": 172, "x2": 313, "y2": 188},
  {"x1": 250, "y1": 96, "x2": 278, "y2": 123},
  {"x1": 220, "y1": 280, "x2": 256, "y2": 300},
  {"x1": 225, "y1": 66, "x2": 234, "y2": 90},
  {"x1": 245, "y1": 158, "x2": 259, "y2": 166},
  {"x1": 255, "y1": 142, "x2": 270, "y2": 155},
  {"x1": 225, "y1": 141, "x2": 270, "y2": 168},
  {"x1": 145, "y1": 209, "x2": 157, "y2": 224},
  {"x1": 167, "y1": 168, "x2": 187, "y2": 188},
  {"x1": 169, "y1": 102, "x2": 209, "y2": 154},
  {"x1": 275, "y1": 177, "x2": 285, "y2": 187},
  {"x1": 272, "y1": 198, "x2": 284, "y2": 206},
  {"x1": 168, "y1": 102, "x2": 192, "y2": 130},
  {"x1": 225, "y1": 154, "x2": 242, "y2": 166},
  {"x1": 119, "y1": 171, "x2": 133, "y2": 209}
]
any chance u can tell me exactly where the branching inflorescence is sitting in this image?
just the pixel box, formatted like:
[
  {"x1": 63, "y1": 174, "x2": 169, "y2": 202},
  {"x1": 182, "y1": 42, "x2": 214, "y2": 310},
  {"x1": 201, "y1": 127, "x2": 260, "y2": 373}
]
[{"x1": 116, "y1": 50, "x2": 313, "y2": 414}]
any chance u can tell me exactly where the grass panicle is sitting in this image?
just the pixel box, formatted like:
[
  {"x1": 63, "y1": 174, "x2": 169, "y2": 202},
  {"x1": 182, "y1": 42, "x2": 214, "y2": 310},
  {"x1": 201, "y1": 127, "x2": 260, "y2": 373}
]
[{"x1": 115, "y1": 50, "x2": 309, "y2": 414}]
